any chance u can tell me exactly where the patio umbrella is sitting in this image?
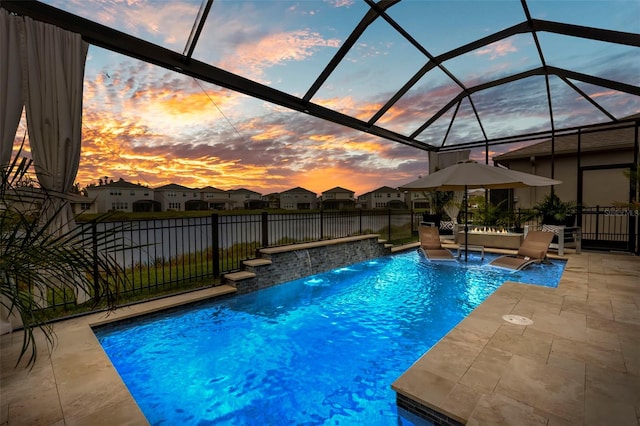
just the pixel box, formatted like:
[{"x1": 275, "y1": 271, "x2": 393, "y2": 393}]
[{"x1": 399, "y1": 160, "x2": 562, "y2": 261}]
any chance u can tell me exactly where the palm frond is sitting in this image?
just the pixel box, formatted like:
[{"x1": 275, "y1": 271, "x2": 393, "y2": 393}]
[{"x1": 1, "y1": 140, "x2": 131, "y2": 368}]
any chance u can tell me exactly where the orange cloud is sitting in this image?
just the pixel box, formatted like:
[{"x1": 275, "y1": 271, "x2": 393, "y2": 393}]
[
  {"x1": 295, "y1": 166, "x2": 391, "y2": 195},
  {"x1": 314, "y1": 96, "x2": 383, "y2": 122},
  {"x1": 305, "y1": 134, "x2": 388, "y2": 157},
  {"x1": 247, "y1": 122, "x2": 296, "y2": 141}
]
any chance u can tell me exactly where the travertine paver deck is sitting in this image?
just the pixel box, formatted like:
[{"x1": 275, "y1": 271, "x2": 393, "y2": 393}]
[
  {"x1": 393, "y1": 252, "x2": 640, "y2": 425},
  {"x1": 1, "y1": 253, "x2": 638, "y2": 425},
  {"x1": 1, "y1": 285, "x2": 236, "y2": 426}
]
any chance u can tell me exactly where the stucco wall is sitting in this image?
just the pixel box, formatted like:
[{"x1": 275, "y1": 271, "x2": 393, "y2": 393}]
[{"x1": 504, "y1": 150, "x2": 634, "y2": 208}]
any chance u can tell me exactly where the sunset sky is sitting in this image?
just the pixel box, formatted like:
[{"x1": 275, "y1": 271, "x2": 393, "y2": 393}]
[{"x1": 13, "y1": 0, "x2": 640, "y2": 196}]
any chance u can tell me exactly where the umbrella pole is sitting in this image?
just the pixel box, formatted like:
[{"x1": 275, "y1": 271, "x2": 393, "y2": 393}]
[{"x1": 464, "y1": 185, "x2": 468, "y2": 262}]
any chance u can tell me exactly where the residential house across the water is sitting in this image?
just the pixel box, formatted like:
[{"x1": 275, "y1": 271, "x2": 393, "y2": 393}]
[
  {"x1": 154, "y1": 183, "x2": 199, "y2": 212},
  {"x1": 280, "y1": 187, "x2": 317, "y2": 210},
  {"x1": 263, "y1": 192, "x2": 280, "y2": 209},
  {"x1": 358, "y1": 186, "x2": 406, "y2": 209},
  {"x1": 86, "y1": 178, "x2": 155, "y2": 213},
  {"x1": 199, "y1": 186, "x2": 232, "y2": 210},
  {"x1": 228, "y1": 188, "x2": 266, "y2": 209},
  {"x1": 405, "y1": 191, "x2": 430, "y2": 210},
  {"x1": 320, "y1": 187, "x2": 356, "y2": 210}
]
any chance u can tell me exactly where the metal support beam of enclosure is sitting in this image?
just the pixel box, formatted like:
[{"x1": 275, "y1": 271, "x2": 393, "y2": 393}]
[{"x1": 3, "y1": 0, "x2": 639, "y2": 153}]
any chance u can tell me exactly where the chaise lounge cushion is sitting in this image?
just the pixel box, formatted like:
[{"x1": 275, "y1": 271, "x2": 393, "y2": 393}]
[
  {"x1": 489, "y1": 231, "x2": 554, "y2": 270},
  {"x1": 419, "y1": 225, "x2": 455, "y2": 261}
]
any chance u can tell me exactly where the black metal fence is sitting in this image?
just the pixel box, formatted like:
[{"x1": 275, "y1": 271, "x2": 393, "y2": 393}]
[
  {"x1": 42, "y1": 206, "x2": 637, "y2": 313},
  {"x1": 44, "y1": 210, "x2": 422, "y2": 312},
  {"x1": 580, "y1": 206, "x2": 638, "y2": 252}
]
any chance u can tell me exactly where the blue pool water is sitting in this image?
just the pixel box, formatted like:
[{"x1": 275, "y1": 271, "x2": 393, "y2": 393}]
[{"x1": 95, "y1": 251, "x2": 565, "y2": 425}]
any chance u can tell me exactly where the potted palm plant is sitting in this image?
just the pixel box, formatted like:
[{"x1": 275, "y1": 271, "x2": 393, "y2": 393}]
[
  {"x1": 1, "y1": 143, "x2": 126, "y2": 367},
  {"x1": 534, "y1": 193, "x2": 577, "y2": 226}
]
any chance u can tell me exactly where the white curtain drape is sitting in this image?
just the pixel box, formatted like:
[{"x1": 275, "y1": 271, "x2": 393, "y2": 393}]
[
  {"x1": 19, "y1": 15, "x2": 88, "y2": 234},
  {"x1": 0, "y1": 9, "x2": 23, "y2": 166},
  {"x1": 443, "y1": 191, "x2": 465, "y2": 224}
]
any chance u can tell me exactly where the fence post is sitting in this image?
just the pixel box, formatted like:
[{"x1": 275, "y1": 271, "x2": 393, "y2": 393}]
[
  {"x1": 211, "y1": 213, "x2": 219, "y2": 278},
  {"x1": 261, "y1": 211, "x2": 269, "y2": 247},
  {"x1": 595, "y1": 205, "x2": 600, "y2": 241},
  {"x1": 359, "y1": 209, "x2": 363, "y2": 234},
  {"x1": 410, "y1": 206, "x2": 414, "y2": 233},
  {"x1": 320, "y1": 210, "x2": 324, "y2": 240},
  {"x1": 91, "y1": 220, "x2": 99, "y2": 299},
  {"x1": 631, "y1": 212, "x2": 638, "y2": 255},
  {"x1": 388, "y1": 209, "x2": 392, "y2": 241}
]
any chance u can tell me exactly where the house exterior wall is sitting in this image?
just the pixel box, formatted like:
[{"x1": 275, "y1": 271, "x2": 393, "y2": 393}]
[
  {"x1": 359, "y1": 187, "x2": 405, "y2": 209},
  {"x1": 70, "y1": 198, "x2": 97, "y2": 214},
  {"x1": 501, "y1": 149, "x2": 634, "y2": 209},
  {"x1": 356, "y1": 194, "x2": 369, "y2": 209},
  {"x1": 87, "y1": 184, "x2": 154, "y2": 213},
  {"x1": 406, "y1": 191, "x2": 429, "y2": 209},
  {"x1": 320, "y1": 187, "x2": 356, "y2": 210},
  {"x1": 280, "y1": 188, "x2": 317, "y2": 210},
  {"x1": 372, "y1": 188, "x2": 404, "y2": 209},
  {"x1": 228, "y1": 189, "x2": 263, "y2": 209},
  {"x1": 200, "y1": 189, "x2": 232, "y2": 210},
  {"x1": 154, "y1": 186, "x2": 199, "y2": 211},
  {"x1": 321, "y1": 190, "x2": 353, "y2": 200},
  {"x1": 264, "y1": 193, "x2": 280, "y2": 209}
]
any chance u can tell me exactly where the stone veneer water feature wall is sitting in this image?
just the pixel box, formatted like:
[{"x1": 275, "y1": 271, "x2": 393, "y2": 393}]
[{"x1": 224, "y1": 235, "x2": 392, "y2": 294}]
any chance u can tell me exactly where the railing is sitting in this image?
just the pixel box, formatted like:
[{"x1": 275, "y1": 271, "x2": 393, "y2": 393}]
[
  {"x1": 43, "y1": 209, "x2": 422, "y2": 312},
  {"x1": 579, "y1": 206, "x2": 638, "y2": 252}
]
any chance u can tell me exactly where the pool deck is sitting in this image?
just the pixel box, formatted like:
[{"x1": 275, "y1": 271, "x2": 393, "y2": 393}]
[
  {"x1": 394, "y1": 250, "x2": 640, "y2": 425},
  {"x1": 1, "y1": 251, "x2": 639, "y2": 425}
]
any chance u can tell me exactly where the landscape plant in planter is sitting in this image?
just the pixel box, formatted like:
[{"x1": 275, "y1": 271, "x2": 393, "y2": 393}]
[{"x1": 534, "y1": 193, "x2": 577, "y2": 226}]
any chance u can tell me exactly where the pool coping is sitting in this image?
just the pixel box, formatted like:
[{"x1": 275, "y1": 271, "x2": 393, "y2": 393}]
[
  {"x1": 1, "y1": 285, "x2": 236, "y2": 426},
  {"x1": 2, "y1": 250, "x2": 638, "y2": 425},
  {"x1": 392, "y1": 251, "x2": 640, "y2": 425}
]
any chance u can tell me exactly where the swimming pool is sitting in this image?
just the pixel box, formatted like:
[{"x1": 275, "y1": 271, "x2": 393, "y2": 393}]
[{"x1": 95, "y1": 250, "x2": 565, "y2": 425}]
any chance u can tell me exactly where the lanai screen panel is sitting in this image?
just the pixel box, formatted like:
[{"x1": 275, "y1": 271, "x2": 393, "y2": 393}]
[{"x1": 15, "y1": 0, "x2": 640, "y2": 152}]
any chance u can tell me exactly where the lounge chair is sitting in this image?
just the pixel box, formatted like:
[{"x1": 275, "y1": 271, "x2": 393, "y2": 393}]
[
  {"x1": 489, "y1": 231, "x2": 554, "y2": 270},
  {"x1": 418, "y1": 225, "x2": 456, "y2": 261}
]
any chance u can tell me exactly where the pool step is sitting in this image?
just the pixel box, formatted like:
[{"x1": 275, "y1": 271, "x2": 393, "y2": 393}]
[
  {"x1": 223, "y1": 258, "x2": 276, "y2": 292},
  {"x1": 243, "y1": 258, "x2": 272, "y2": 268},
  {"x1": 224, "y1": 271, "x2": 256, "y2": 283}
]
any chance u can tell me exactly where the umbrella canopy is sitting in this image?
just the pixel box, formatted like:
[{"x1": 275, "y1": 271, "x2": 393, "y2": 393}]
[
  {"x1": 400, "y1": 161, "x2": 562, "y2": 261},
  {"x1": 399, "y1": 161, "x2": 562, "y2": 191}
]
